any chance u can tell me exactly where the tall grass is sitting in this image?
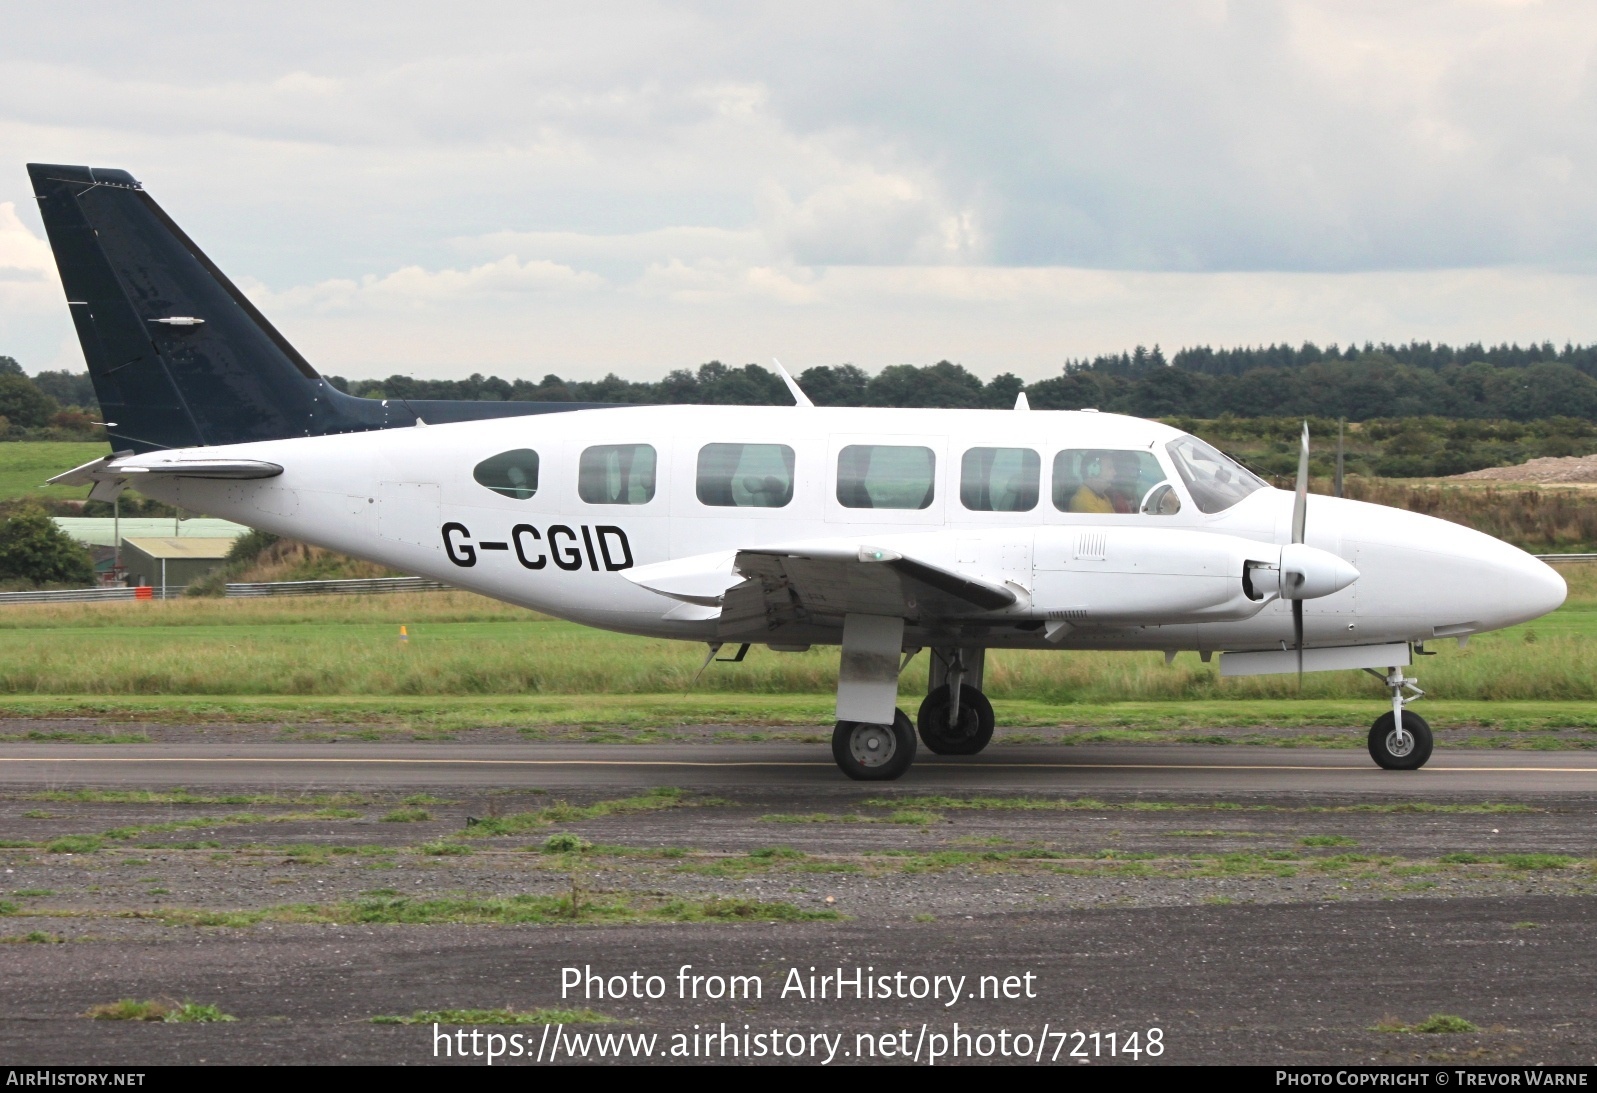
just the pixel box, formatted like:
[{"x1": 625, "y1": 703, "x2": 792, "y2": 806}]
[
  {"x1": 0, "y1": 569, "x2": 1589, "y2": 702},
  {"x1": 1339, "y1": 480, "x2": 1597, "y2": 552}
]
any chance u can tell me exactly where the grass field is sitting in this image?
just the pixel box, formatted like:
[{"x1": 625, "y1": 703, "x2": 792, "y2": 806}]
[
  {"x1": 0, "y1": 442, "x2": 108, "y2": 504},
  {"x1": 0, "y1": 567, "x2": 1592, "y2": 737}
]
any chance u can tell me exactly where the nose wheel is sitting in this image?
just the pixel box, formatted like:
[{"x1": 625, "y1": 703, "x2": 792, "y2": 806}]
[
  {"x1": 832, "y1": 710, "x2": 917, "y2": 781},
  {"x1": 1368, "y1": 710, "x2": 1434, "y2": 770},
  {"x1": 1365, "y1": 665, "x2": 1432, "y2": 770}
]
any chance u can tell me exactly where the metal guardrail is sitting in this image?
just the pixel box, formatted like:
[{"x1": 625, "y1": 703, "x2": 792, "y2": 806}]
[
  {"x1": 0, "y1": 586, "x2": 158, "y2": 605},
  {"x1": 225, "y1": 577, "x2": 452, "y2": 598},
  {"x1": 1536, "y1": 553, "x2": 1597, "y2": 562}
]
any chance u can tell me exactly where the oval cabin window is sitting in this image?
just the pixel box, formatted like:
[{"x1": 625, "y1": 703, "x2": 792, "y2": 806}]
[{"x1": 473, "y1": 449, "x2": 541, "y2": 499}]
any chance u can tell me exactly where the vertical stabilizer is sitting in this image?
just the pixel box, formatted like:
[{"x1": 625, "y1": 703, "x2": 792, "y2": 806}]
[
  {"x1": 28, "y1": 163, "x2": 381, "y2": 451},
  {"x1": 28, "y1": 164, "x2": 601, "y2": 453}
]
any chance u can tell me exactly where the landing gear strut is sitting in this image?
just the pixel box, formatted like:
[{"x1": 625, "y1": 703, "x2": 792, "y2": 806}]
[
  {"x1": 918, "y1": 647, "x2": 995, "y2": 755},
  {"x1": 1365, "y1": 665, "x2": 1433, "y2": 770}
]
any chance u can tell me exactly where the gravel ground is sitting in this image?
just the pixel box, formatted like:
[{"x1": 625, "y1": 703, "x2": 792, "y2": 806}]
[{"x1": 3, "y1": 758, "x2": 1596, "y2": 1065}]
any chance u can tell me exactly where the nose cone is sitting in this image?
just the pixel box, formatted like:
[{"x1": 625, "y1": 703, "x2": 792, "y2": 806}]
[
  {"x1": 1312, "y1": 496, "x2": 1569, "y2": 638},
  {"x1": 1445, "y1": 527, "x2": 1568, "y2": 630},
  {"x1": 1516, "y1": 553, "x2": 1568, "y2": 623}
]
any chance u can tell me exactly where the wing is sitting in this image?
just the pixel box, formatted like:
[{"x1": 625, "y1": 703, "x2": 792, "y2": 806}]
[{"x1": 624, "y1": 540, "x2": 1017, "y2": 636}]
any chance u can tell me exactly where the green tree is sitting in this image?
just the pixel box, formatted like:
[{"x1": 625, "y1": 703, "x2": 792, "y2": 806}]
[
  {"x1": 0, "y1": 373, "x2": 56, "y2": 428},
  {"x1": 0, "y1": 355, "x2": 22, "y2": 375},
  {"x1": 30, "y1": 370, "x2": 98, "y2": 409},
  {"x1": 0, "y1": 503, "x2": 95, "y2": 587}
]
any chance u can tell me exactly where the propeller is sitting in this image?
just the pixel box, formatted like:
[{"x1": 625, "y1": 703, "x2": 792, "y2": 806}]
[{"x1": 1291, "y1": 421, "x2": 1310, "y2": 684}]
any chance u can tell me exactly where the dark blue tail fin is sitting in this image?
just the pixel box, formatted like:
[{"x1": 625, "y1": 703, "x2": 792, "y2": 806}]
[{"x1": 28, "y1": 163, "x2": 600, "y2": 453}]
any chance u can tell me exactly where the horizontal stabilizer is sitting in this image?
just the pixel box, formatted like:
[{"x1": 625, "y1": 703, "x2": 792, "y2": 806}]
[{"x1": 48, "y1": 451, "x2": 283, "y2": 501}]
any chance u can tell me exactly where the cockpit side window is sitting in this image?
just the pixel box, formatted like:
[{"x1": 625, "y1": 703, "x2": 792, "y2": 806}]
[
  {"x1": 1164, "y1": 434, "x2": 1267, "y2": 514},
  {"x1": 960, "y1": 447, "x2": 1039, "y2": 511},
  {"x1": 578, "y1": 444, "x2": 657, "y2": 505},
  {"x1": 697, "y1": 443, "x2": 795, "y2": 508},
  {"x1": 1052, "y1": 449, "x2": 1165, "y2": 514},
  {"x1": 473, "y1": 449, "x2": 540, "y2": 499}
]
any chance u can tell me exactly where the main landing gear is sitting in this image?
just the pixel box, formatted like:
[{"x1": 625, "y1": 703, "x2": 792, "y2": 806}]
[
  {"x1": 1365, "y1": 665, "x2": 1433, "y2": 770},
  {"x1": 830, "y1": 646, "x2": 993, "y2": 781},
  {"x1": 917, "y1": 647, "x2": 994, "y2": 755}
]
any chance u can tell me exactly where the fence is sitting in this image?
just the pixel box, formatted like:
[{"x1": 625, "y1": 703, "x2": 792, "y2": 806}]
[
  {"x1": 224, "y1": 577, "x2": 453, "y2": 598},
  {"x1": 0, "y1": 586, "x2": 158, "y2": 605}
]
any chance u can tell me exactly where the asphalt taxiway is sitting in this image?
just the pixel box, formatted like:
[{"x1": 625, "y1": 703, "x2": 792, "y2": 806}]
[{"x1": 1, "y1": 742, "x2": 1594, "y2": 793}]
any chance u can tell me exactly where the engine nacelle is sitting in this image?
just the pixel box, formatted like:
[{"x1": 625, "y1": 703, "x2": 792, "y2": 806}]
[{"x1": 1029, "y1": 526, "x2": 1294, "y2": 625}]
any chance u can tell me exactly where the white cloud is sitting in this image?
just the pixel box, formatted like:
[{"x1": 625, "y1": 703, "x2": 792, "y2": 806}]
[
  {"x1": 249, "y1": 255, "x2": 604, "y2": 315},
  {"x1": 2, "y1": 3, "x2": 1596, "y2": 378},
  {"x1": 0, "y1": 202, "x2": 55, "y2": 281}
]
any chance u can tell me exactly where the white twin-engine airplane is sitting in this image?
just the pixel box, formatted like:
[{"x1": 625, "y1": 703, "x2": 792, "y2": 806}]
[{"x1": 30, "y1": 163, "x2": 1569, "y2": 781}]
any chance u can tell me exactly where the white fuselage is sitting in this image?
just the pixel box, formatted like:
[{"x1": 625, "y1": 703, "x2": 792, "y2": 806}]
[{"x1": 126, "y1": 405, "x2": 1566, "y2": 654}]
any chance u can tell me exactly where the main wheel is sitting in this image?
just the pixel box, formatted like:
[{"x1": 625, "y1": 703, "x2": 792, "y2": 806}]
[
  {"x1": 832, "y1": 710, "x2": 917, "y2": 781},
  {"x1": 916, "y1": 684, "x2": 995, "y2": 755},
  {"x1": 1368, "y1": 710, "x2": 1434, "y2": 770}
]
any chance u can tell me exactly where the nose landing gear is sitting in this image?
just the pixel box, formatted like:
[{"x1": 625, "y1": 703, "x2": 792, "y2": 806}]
[{"x1": 1365, "y1": 666, "x2": 1433, "y2": 770}]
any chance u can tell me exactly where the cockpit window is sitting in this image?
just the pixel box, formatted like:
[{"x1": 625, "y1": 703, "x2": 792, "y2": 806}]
[
  {"x1": 1052, "y1": 449, "x2": 1165, "y2": 514},
  {"x1": 578, "y1": 444, "x2": 657, "y2": 505},
  {"x1": 697, "y1": 443, "x2": 795, "y2": 508},
  {"x1": 1164, "y1": 434, "x2": 1267, "y2": 514},
  {"x1": 473, "y1": 449, "x2": 540, "y2": 500}
]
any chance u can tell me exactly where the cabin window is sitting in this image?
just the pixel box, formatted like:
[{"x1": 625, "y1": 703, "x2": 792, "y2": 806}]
[
  {"x1": 836, "y1": 445, "x2": 936, "y2": 510},
  {"x1": 1164, "y1": 435, "x2": 1266, "y2": 514},
  {"x1": 697, "y1": 443, "x2": 795, "y2": 508},
  {"x1": 578, "y1": 444, "x2": 657, "y2": 505},
  {"x1": 1052, "y1": 449, "x2": 1167, "y2": 514},
  {"x1": 472, "y1": 449, "x2": 540, "y2": 500},
  {"x1": 960, "y1": 447, "x2": 1039, "y2": 512}
]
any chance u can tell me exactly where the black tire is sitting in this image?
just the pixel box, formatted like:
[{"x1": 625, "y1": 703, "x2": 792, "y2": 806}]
[
  {"x1": 1368, "y1": 710, "x2": 1434, "y2": 770},
  {"x1": 832, "y1": 711, "x2": 917, "y2": 781},
  {"x1": 917, "y1": 684, "x2": 996, "y2": 755}
]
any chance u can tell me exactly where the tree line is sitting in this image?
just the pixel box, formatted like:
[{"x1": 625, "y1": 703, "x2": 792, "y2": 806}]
[
  {"x1": 326, "y1": 340, "x2": 1597, "y2": 422},
  {"x1": 6, "y1": 341, "x2": 1597, "y2": 439}
]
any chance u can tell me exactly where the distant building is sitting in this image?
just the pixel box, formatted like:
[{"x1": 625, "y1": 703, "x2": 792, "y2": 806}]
[
  {"x1": 119, "y1": 538, "x2": 237, "y2": 596},
  {"x1": 52, "y1": 517, "x2": 251, "y2": 547}
]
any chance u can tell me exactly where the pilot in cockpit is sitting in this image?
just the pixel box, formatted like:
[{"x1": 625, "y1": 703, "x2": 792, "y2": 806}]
[{"x1": 1067, "y1": 452, "x2": 1118, "y2": 513}]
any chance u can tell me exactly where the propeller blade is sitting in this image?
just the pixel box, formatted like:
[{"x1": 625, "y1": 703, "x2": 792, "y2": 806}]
[
  {"x1": 1291, "y1": 421, "x2": 1309, "y2": 545},
  {"x1": 1292, "y1": 421, "x2": 1309, "y2": 686},
  {"x1": 1293, "y1": 598, "x2": 1304, "y2": 686}
]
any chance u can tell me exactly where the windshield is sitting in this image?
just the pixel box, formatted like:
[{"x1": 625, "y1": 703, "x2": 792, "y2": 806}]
[{"x1": 1164, "y1": 435, "x2": 1268, "y2": 514}]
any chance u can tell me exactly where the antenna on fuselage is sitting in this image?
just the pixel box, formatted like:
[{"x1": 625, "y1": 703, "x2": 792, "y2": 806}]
[
  {"x1": 1014, "y1": 390, "x2": 1030, "y2": 411},
  {"x1": 771, "y1": 359, "x2": 814, "y2": 408}
]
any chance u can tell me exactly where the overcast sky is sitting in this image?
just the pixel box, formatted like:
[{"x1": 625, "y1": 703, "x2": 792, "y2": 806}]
[{"x1": 2, "y1": 1, "x2": 1596, "y2": 382}]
